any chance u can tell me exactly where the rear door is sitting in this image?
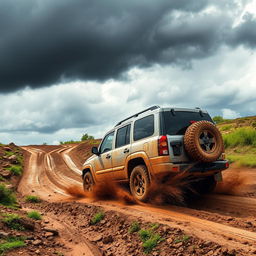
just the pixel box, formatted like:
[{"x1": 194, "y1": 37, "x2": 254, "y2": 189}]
[
  {"x1": 111, "y1": 124, "x2": 131, "y2": 180},
  {"x1": 161, "y1": 110, "x2": 213, "y2": 163}
]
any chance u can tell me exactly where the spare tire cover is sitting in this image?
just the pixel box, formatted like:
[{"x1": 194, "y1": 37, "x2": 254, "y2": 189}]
[{"x1": 184, "y1": 121, "x2": 224, "y2": 162}]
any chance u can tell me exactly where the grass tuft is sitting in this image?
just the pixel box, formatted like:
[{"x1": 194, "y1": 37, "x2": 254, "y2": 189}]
[
  {"x1": 0, "y1": 184, "x2": 17, "y2": 206},
  {"x1": 142, "y1": 234, "x2": 162, "y2": 254},
  {"x1": 25, "y1": 195, "x2": 41, "y2": 203},
  {"x1": 6, "y1": 165, "x2": 22, "y2": 176},
  {"x1": 129, "y1": 221, "x2": 140, "y2": 233},
  {"x1": 174, "y1": 235, "x2": 190, "y2": 244},
  {"x1": 2, "y1": 213, "x2": 24, "y2": 230},
  {"x1": 90, "y1": 212, "x2": 104, "y2": 225},
  {"x1": 27, "y1": 211, "x2": 42, "y2": 220},
  {"x1": 0, "y1": 237, "x2": 26, "y2": 255}
]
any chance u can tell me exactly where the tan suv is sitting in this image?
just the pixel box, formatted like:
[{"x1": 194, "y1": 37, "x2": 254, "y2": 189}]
[{"x1": 82, "y1": 106, "x2": 229, "y2": 201}]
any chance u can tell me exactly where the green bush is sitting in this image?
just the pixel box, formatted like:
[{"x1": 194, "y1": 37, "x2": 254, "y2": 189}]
[
  {"x1": 2, "y1": 213, "x2": 24, "y2": 230},
  {"x1": 25, "y1": 195, "x2": 41, "y2": 203},
  {"x1": 227, "y1": 154, "x2": 256, "y2": 168},
  {"x1": 174, "y1": 235, "x2": 190, "y2": 244},
  {"x1": 7, "y1": 165, "x2": 22, "y2": 176},
  {"x1": 90, "y1": 212, "x2": 104, "y2": 225},
  {"x1": 129, "y1": 221, "x2": 140, "y2": 233},
  {"x1": 0, "y1": 237, "x2": 25, "y2": 255},
  {"x1": 138, "y1": 228, "x2": 163, "y2": 253},
  {"x1": 27, "y1": 211, "x2": 42, "y2": 220},
  {"x1": 0, "y1": 184, "x2": 17, "y2": 206},
  {"x1": 81, "y1": 133, "x2": 94, "y2": 141},
  {"x1": 220, "y1": 124, "x2": 233, "y2": 131},
  {"x1": 223, "y1": 127, "x2": 256, "y2": 148},
  {"x1": 142, "y1": 234, "x2": 162, "y2": 254}
]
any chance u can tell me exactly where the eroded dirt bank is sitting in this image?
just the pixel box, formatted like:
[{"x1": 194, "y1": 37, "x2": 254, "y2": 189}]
[{"x1": 16, "y1": 144, "x2": 256, "y2": 255}]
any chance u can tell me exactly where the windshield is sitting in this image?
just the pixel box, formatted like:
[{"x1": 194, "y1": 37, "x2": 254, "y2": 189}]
[{"x1": 162, "y1": 111, "x2": 213, "y2": 135}]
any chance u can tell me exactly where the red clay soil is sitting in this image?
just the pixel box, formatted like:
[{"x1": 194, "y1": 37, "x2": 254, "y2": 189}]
[{"x1": 15, "y1": 144, "x2": 256, "y2": 255}]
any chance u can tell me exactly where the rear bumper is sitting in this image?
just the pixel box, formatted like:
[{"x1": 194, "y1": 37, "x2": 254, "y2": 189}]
[
  {"x1": 150, "y1": 158, "x2": 229, "y2": 176},
  {"x1": 180, "y1": 160, "x2": 229, "y2": 173}
]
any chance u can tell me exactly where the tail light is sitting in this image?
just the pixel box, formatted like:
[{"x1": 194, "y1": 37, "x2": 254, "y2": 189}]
[{"x1": 158, "y1": 135, "x2": 169, "y2": 156}]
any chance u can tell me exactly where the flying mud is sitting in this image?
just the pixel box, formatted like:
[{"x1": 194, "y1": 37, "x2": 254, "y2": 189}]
[{"x1": 18, "y1": 144, "x2": 256, "y2": 255}]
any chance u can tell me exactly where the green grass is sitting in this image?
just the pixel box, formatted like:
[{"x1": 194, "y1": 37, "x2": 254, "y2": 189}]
[
  {"x1": 129, "y1": 221, "x2": 140, "y2": 233},
  {"x1": 142, "y1": 234, "x2": 162, "y2": 254},
  {"x1": 27, "y1": 211, "x2": 42, "y2": 220},
  {"x1": 138, "y1": 227, "x2": 163, "y2": 254},
  {"x1": 227, "y1": 154, "x2": 256, "y2": 168},
  {"x1": 2, "y1": 213, "x2": 24, "y2": 230},
  {"x1": 220, "y1": 124, "x2": 233, "y2": 132},
  {"x1": 174, "y1": 235, "x2": 191, "y2": 244},
  {"x1": 25, "y1": 195, "x2": 41, "y2": 203},
  {"x1": 6, "y1": 165, "x2": 22, "y2": 176},
  {"x1": 0, "y1": 184, "x2": 17, "y2": 206},
  {"x1": 4, "y1": 151, "x2": 14, "y2": 157},
  {"x1": 0, "y1": 237, "x2": 26, "y2": 255},
  {"x1": 90, "y1": 212, "x2": 104, "y2": 225},
  {"x1": 223, "y1": 127, "x2": 256, "y2": 148}
]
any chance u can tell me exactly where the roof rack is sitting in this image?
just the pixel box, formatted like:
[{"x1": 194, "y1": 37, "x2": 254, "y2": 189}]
[{"x1": 115, "y1": 105, "x2": 160, "y2": 127}]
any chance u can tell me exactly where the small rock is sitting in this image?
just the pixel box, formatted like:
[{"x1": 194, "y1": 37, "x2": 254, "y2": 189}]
[
  {"x1": 0, "y1": 231, "x2": 10, "y2": 238},
  {"x1": 32, "y1": 239, "x2": 42, "y2": 246},
  {"x1": 8, "y1": 155, "x2": 18, "y2": 164},
  {"x1": 45, "y1": 232, "x2": 54, "y2": 238},
  {"x1": 3, "y1": 146, "x2": 12, "y2": 151},
  {"x1": 90, "y1": 235, "x2": 103, "y2": 242},
  {"x1": 227, "y1": 217, "x2": 234, "y2": 221},
  {"x1": 167, "y1": 237, "x2": 173, "y2": 244},
  {"x1": 42, "y1": 228, "x2": 59, "y2": 236},
  {"x1": 18, "y1": 218, "x2": 35, "y2": 231},
  {"x1": 1, "y1": 170, "x2": 11, "y2": 178},
  {"x1": 172, "y1": 242, "x2": 182, "y2": 248}
]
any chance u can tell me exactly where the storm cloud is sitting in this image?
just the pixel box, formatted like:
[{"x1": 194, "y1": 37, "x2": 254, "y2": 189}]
[{"x1": 1, "y1": 0, "x2": 255, "y2": 92}]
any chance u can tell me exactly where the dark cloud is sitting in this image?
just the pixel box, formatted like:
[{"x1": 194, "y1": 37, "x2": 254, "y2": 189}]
[{"x1": 1, "y1": 0, "x2": 240, "y2": 92}]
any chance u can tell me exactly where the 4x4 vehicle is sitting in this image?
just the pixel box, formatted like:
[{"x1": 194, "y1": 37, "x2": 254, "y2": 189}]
[{"x1": 82, "y1": 106, "x2": 229, "y2": 201}]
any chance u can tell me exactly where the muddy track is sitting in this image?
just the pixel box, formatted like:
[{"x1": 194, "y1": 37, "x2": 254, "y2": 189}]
[{"x1": 19, "y1": 145, "x2": 256, "y2": 254}]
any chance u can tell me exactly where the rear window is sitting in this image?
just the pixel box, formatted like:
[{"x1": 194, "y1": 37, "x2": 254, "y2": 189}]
[
  {"x1": 162, "y1": 111, "x2": 213, "y2": 135},
  {"x1": 134, "y1": 115, "x2": 154, "y2": 141}
]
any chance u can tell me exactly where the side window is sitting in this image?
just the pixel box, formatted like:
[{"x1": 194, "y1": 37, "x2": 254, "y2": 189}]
[
  {"x1": 116, "y1": 124, "x2": 131, "y2": 148},
  {"x1": 100, "y1": 132, "x2": 114, "y2": 154},
  {"x1": 134, "y1": 115, "x2": 154, "y2": 141}
]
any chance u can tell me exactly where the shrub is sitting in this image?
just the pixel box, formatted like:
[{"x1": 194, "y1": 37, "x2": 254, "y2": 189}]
[
  {"x1": 90, "y1": 212, "x2": 104, "y2": 225},
  {"x1": 0, "y1": 237, "x2": 25, "y2": 255},
  {"x1": 129, "y1": 221, "x2": 140, "y2": 233},
  {"x1": 27, "y1": 211, "x2": 42, "y2": 220},
  {"x1": 25, "y1": 195, "x2": 41, "y2": 203},
  {"x1": 220, "y1": 124, "x2": 232, "y2": 132},
  {"x1": 0, "y1": 184, "x2": 17, "y2": 206},
  {"x1": 81, "y1": 133, "x2": 94, "y2": 141},
  {"x1": 7, "y1": 165, "x2": 22, "y2": 176},
  {"x1": 2, "y1": 213, "x2": 24, "y2": 230}
]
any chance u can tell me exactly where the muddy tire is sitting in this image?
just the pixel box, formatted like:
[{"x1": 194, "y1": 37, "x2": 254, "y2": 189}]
[
  {"x1": 129, "y1": 165, "x2": 150, "y2": 202},
  {"x1": 83, "y1": 171, "x2": 94, "y2": 191},
  {"x1": 184, "y1": 121, "x2": 224, "y2": 162}
]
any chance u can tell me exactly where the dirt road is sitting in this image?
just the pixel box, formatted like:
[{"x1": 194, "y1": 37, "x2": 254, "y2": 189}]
[{"x1": 18, "y1": 145, "x2": 256, "y2": 255}]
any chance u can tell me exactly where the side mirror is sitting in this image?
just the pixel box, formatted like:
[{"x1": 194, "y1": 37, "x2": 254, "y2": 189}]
[{"x1": 91, "y1": 146, "x2": 100, "y2": 155}]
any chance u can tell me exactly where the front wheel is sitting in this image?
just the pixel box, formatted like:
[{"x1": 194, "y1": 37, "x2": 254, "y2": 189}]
[
  {"x1": 129, "y1": 165, "x2": 150, "y2": 202},
  {"x1": 83, "y1": 172, "x2": 94, "y2": 191}
]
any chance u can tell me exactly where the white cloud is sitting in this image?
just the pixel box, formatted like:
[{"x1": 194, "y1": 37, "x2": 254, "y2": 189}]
[{"x1": 222, "y1": 108, "x2": 241, "y2": 119}]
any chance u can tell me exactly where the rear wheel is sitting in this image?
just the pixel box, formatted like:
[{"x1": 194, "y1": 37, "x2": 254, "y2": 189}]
[
  {"x1": 83, "y1": 171, "x2": 94, "y2": 191},
  {"x1": 129, "y1": 165, "x2": 150, "y2": 202}
]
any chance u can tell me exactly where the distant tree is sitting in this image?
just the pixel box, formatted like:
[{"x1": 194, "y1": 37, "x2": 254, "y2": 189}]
[
  {"x1": 81, "y1": 133, "x2": 94, "y2": 141},
  {"x1": 42, "y1": 142, "x2": 47, "y2": 145},
  {"x1": 213, "y1": 116, "x2": 224, "y2": 124}
]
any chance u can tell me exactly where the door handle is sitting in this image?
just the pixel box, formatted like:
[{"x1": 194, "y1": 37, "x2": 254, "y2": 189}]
[
  {"x1": 123, "y1": 148, "x2": 129, "y2": 153},
  {"x1": 106, "y1": 154, "x2": 111, "y2": 159}
]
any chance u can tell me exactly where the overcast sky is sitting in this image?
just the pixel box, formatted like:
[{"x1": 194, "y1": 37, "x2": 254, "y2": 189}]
[{"x1": 0, "y1": 0, "x2": 256, "y2": 145}]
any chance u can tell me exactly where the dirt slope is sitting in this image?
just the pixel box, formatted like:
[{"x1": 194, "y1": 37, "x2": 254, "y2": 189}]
[{"x1": 16, "y1": 144, "x2": 256, "y2": 255}]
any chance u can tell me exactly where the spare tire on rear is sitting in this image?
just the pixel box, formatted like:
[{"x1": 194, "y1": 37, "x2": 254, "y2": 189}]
[{"x1": 184, "y1": 121, "x2": 224, "y2": 162}]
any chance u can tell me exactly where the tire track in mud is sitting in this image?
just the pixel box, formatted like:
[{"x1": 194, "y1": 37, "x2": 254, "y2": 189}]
[{"x1": 20, "y1": 145, "x2": 256, "y2": 254}]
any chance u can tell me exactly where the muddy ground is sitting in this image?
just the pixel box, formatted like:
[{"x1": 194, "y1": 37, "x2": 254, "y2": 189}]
[{"x1": 1, "y1": 142, "x2": 256, "y2": 255}]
